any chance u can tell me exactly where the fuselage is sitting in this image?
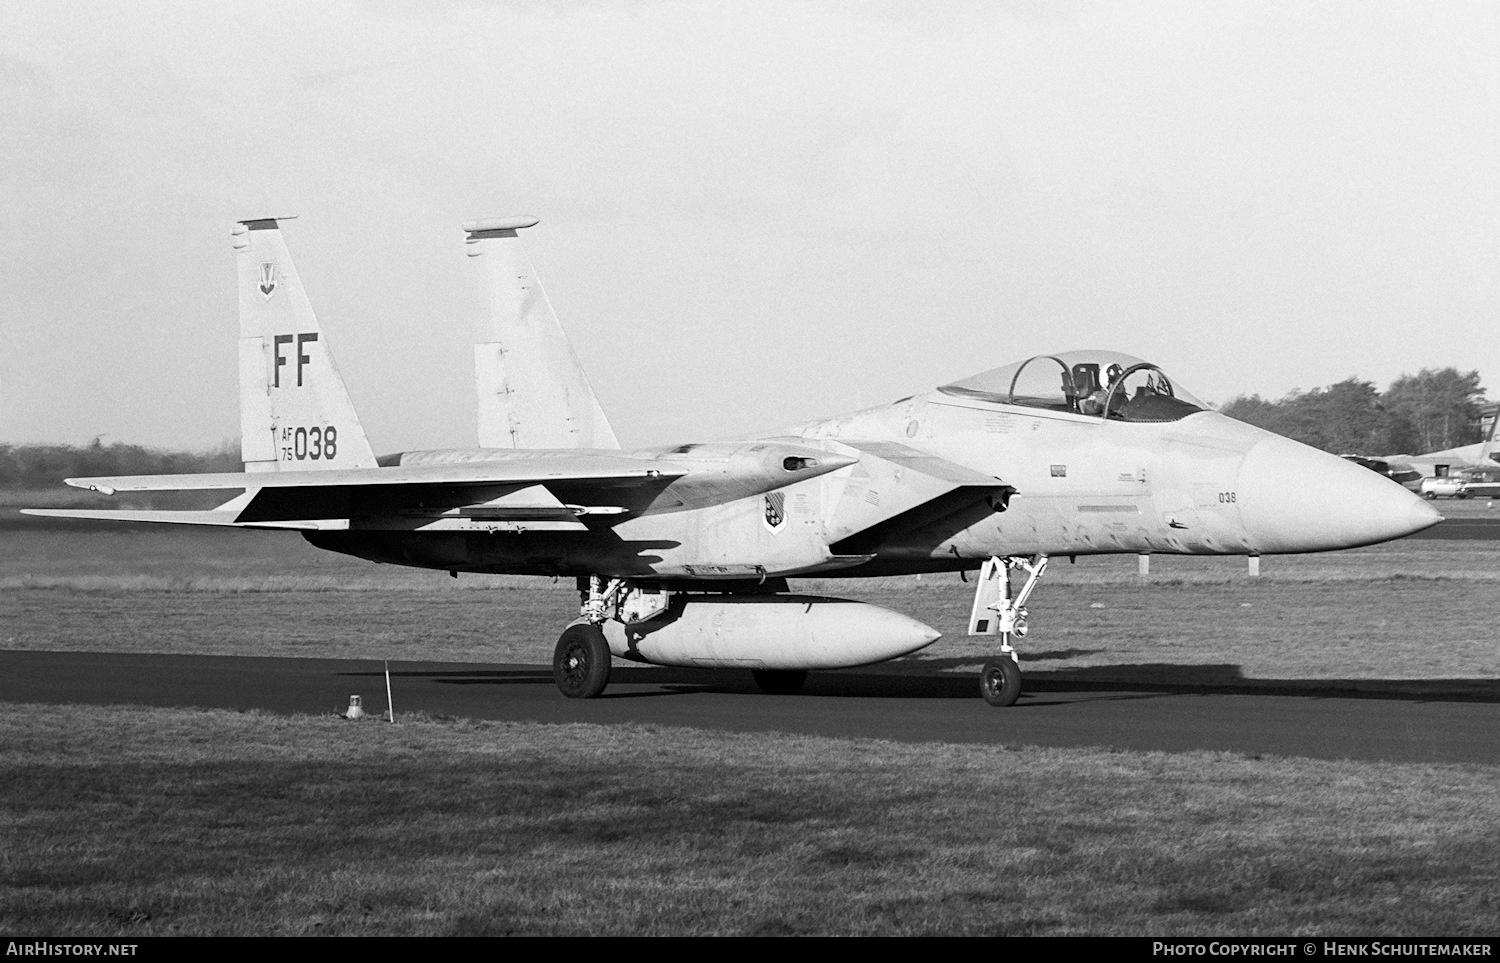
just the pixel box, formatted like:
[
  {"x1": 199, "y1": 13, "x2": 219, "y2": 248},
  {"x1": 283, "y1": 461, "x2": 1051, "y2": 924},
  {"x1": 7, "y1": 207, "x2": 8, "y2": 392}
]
[{"x1": 307, "y1": 356, "x2": 1441, "y2": 579}]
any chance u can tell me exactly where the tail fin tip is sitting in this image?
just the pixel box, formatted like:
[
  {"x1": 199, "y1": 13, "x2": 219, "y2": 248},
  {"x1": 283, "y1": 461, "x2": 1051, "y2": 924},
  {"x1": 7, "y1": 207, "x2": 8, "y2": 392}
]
[{"x1": 463, "y1": 215, "x2": 539, "y2": 234}]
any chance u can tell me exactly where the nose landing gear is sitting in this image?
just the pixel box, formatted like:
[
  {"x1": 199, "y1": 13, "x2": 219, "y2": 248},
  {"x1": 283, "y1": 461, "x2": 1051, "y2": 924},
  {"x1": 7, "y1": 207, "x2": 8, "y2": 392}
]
[
  {"x1": 979, "y1": 656, "x2": 1022, "y2": 707},
  {"x1": 968, "y1": 554, "x2": 1048, "y2": 707}
]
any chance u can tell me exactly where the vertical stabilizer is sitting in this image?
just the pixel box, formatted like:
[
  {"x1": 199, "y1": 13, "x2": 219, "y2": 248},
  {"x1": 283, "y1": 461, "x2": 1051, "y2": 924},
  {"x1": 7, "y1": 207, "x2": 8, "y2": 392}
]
[
  {"x1": 1481, "y1": 406, "x2": 1500, "y2": 466},
  {"x1": 233, "y1": 218, "x2": 377, "y2": 472},
  {"x1": 464, "y1": 216, "x2": 620, "y2": 449}
]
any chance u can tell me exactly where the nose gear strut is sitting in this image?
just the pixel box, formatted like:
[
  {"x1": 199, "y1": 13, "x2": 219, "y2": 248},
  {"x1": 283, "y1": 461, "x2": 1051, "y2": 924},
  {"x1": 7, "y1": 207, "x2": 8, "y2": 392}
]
[{"x1": 967, "y1": 554, "x2": 1048, "y2": 706}]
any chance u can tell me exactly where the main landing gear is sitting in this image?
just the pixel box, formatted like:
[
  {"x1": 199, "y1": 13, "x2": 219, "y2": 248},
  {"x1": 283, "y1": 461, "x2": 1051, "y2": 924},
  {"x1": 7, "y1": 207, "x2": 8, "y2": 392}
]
[
  {"x1": 553, "y1": 621, "x2": 611, "y2": 699},
  {"x1": 553, "y1": 575, "x2": 624, "y2": 699},
  {"x1": 968, "y1": 554, "x2": 1048, "y2": 707}
]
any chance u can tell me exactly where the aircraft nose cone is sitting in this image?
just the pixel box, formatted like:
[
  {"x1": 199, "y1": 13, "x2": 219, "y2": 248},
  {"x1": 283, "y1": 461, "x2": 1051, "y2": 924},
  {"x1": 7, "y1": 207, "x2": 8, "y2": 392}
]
[
  {"x1": 1236, "y1": 436, "x2": 1442, "y2": 553},
  {"x1": 1407, "y1": 496, "x2": 1443, "y2": 534}
]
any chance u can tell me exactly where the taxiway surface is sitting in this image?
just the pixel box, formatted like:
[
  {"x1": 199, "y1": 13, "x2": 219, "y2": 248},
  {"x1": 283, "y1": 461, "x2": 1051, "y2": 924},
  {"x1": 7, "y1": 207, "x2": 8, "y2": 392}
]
[{"x1": 1, "y1": 650, "x2": 1494, "y2": 765}]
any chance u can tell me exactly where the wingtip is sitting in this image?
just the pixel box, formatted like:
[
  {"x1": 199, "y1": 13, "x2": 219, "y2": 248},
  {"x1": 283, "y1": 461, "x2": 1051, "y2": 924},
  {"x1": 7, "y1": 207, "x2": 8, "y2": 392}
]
[{"x1": 63, "y1": 478, "x2": 115, "y2": 495}]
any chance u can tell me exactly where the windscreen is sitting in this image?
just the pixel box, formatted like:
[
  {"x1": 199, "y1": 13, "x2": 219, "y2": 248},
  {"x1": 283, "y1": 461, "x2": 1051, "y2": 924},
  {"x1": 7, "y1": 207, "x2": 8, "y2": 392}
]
[{"x1": 938, "y1": 350, "x2": 1207, "y2": 423}]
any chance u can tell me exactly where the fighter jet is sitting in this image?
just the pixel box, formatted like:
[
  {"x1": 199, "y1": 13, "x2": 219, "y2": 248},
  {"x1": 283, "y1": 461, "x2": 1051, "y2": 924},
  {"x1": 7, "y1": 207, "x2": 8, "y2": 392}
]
[
  {"x1": 26, "y1": 217, "x2": 1442, "y2": 706},
  {"x1": 1453, "y1": 418, "x2": 1500, "y2": 499},
  {"x1": 1371, "y1": 414, "x2": 1500, "y2": 497}
]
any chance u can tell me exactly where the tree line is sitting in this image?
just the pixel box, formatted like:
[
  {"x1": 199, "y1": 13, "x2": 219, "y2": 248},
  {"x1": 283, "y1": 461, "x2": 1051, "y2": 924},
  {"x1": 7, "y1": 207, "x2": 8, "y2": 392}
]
[
  {"x1": 0, "y1": 439, "x2": 240, "y2": 490},
  {"x1": 1219, "y1": 367, "x2": 1486, "y2": 455}
]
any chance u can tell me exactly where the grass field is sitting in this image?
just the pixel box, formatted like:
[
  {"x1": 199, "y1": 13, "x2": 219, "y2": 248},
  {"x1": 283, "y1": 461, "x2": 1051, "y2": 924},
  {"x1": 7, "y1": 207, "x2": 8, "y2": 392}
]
[
  {"x1": 2, "y1": 705, "x2": 1497, "y2": 936},
  {"x1": 3, "y1": 522, "x2": 1497, "y2": 684},
  {"x1": 1, "y1": 514, "x2": 1497, "y2": 935}
]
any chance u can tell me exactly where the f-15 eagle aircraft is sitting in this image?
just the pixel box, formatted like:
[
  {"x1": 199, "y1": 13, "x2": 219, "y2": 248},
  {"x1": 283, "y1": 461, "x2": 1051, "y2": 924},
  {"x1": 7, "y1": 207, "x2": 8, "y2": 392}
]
[{"x1": 27, "y1": 217, "x2": 1443, "y2": 706}]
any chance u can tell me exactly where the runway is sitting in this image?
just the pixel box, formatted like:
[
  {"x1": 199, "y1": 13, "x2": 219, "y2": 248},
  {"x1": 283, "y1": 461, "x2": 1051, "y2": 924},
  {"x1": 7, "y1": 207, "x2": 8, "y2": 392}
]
[
  {"x1": 1406, "y1": 514, "x2": 1500, "y2": 539},
  {"x1": 1, "y1": 649, "x2": 1495, "y2": 765}
]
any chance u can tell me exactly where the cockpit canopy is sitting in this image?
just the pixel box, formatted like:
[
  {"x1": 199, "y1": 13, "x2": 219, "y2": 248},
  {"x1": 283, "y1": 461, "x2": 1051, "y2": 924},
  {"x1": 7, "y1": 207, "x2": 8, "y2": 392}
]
[{"x1": 938, "y1": 350, "x2": 1208, "y2": 423}]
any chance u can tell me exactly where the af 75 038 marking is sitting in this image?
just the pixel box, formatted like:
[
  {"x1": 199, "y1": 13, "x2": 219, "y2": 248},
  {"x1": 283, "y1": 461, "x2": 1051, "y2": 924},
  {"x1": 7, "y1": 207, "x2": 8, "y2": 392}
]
[{"x1": 278, "y1": 425, "x2": 338, "y2": 461}]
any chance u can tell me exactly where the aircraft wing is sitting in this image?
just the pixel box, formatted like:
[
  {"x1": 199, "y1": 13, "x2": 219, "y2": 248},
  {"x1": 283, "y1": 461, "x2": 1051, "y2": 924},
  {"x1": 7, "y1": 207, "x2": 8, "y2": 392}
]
[
  {"x1": 27, "y1": 443, "x2": 853, "y2": 531},
  {"x1": 59, "y1": 453, "x2": 684, "y2": 494},
  {"x1": 19, "y1": 507, "x2": 353, "y2": 530},
  {"x1": 25, "y1": 454, "x2": 687, "y2": 531}
]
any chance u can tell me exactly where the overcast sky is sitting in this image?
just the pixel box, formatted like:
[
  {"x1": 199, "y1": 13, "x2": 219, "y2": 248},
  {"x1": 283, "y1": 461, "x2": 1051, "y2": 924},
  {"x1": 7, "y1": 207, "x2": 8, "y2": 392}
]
[{"x1": 2, "y1": 0, "x2": 1496, "y2": 453}]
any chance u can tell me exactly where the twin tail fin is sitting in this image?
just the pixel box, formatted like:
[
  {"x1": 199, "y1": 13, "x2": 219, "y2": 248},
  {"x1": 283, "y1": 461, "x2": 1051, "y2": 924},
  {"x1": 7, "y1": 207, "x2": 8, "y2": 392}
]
[
  {"x1": 233, "y1": 218, "x2": 377, "y2": 472},
  {"x1": 464, "y1": 216, "x2": 619, "y2": 449}
]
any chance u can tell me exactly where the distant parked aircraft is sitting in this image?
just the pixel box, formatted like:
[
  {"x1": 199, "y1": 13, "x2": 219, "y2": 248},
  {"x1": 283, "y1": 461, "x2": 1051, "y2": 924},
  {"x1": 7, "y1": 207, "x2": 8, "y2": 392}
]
[
  {"x1": 1376, "y1": 411, "x2": 1500, "y2": 494},
  {"x1": 1340, "y1": 455, "x2": 1424, "y2": 490},
  {"x1": 1372, "y1": 416, "x2": 1500, "y2": 499},
  {"x1": 1454, "y1": 418, "x2": 1500, "y2": 499}
]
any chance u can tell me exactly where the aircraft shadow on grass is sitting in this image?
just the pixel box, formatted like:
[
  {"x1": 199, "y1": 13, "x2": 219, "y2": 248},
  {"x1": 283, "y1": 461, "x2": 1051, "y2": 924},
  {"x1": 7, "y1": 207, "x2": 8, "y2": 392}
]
[{"x1": 336, "y1": 663, "x2": 1500, "y2": 705}]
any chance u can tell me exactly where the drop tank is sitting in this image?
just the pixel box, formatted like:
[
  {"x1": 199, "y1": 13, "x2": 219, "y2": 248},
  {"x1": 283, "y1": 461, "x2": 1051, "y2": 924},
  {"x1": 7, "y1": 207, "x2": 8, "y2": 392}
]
[{"x1": 600, "y1": 594, "x2": 942, "y2": 670}]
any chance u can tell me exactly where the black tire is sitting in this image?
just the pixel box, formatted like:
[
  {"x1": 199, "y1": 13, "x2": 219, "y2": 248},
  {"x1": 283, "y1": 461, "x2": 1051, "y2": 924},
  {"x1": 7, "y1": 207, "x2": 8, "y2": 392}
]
[
  {"x1": 979, "y1": 657, "x2": 1022, "y2": 707},
  {"x1": 553, "y1": 623, "x2": 611, "y2": 699},
  {"x1": 751, "y1": 669, "x2": 808, "y2": 695}
]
